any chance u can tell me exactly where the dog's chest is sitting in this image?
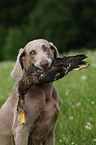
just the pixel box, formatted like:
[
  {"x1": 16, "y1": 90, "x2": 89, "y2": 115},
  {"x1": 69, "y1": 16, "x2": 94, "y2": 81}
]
[
  {"x1": 28, "y1": 96, "x2": 59, "y2": 143},
  {"x1": 25, "y1": 84, "x2": 59, "y2": 142}
]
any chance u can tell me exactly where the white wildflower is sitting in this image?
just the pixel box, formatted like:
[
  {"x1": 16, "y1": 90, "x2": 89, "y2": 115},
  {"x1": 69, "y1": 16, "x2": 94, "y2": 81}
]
[
  {"x1": 93, "y1": 139, "x2": 96, "y2": 141},
  {"x1": 62, "y1": 135, "x2": 66, "y2": 140},
  {"x1": 66, "y1": 90, "x2": 69, "y2": 96},
  {"x1": 85, "y1": 125, "x2": 92, "y2": 130},
  {"x1": 59, "y1": 139, "x2": 62, "y2": 143},
  {"x1": 91, "y1": 101, "x2": 94, "y2": 105},
  {"x1": 85, "y1": 122, "x2": 93, "y2": 130},
  {"x1": 76, "y1": 102, "x2": 81, "y2": 107},
  {"x1": 68, "y1": 101, "x2": 72, "y2": 106},
  {"x1": 81, "y1": 76, "x2": 86, "y2": 80},
  {"x1": 62, "y1": 135, "x2": 69, "y2": 143},
  {"x1": 87, "y1": 122, "x2": 91, "y2": 125},
  {"x1": 69, "y1": 116, "x2": 74, "y2": 120},
  {"x1": 72, "y1": 105, "x2": 75, "y2": 108}
]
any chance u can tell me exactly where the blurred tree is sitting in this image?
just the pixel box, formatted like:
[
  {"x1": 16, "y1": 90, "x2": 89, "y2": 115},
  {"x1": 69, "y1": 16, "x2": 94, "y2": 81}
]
[
  {"x1": 3, "y1": 27, "x2": 26, "y2": 60},
  {"x1": 0, "y1": 0, "x2": 96, "y2": 60},
  {"x1": 0, "y1": 26, "x2": 7, "y2": 61},
  {"x1": 26, "y1": 0, "x2": 96, "y2": 52},
  {"x1": 25, "y1": 0, "x2": 72, "y2": 52},
  {"x1": 0, "y1": 0, "x2": 38, "y2": 61},
  {"x1": 0, "y1": 0, "x2": 38, "y2": 27}
]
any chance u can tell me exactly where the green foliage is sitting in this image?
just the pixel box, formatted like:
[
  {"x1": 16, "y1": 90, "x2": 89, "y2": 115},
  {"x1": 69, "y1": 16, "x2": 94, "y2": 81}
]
[
  {"x1": 0, "y1": 0, "x2": 38, "y2": 27},
  {"x1": 0, "y1": 0, "x2": 96, "y2": 60},
  {"x1": 3, "y1": 27, "x2": 26, "y2": 60},
  {"x1": 26, "y1": 0, "x2": 96, "y2": 52},
  {"x1": 26, "y1": 0, "x2": 73, "y2": 52},
  {"x1": 0, "y1": 50, "x2": 96, "y2": 144},
  {"x1": 0, "y1": 26, "x2": 7, "y2": 61}
]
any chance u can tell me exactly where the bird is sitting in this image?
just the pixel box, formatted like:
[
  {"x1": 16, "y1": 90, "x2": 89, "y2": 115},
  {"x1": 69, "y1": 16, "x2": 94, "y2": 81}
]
[{"x1": 17, "y1": 54, "x2": 88, "y2": 124}]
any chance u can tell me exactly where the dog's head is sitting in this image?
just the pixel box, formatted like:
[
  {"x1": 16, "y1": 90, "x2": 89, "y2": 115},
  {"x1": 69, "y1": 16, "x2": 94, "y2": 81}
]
[{"x1": 11, "y1": 39, "x2": 59, "y2": 82}]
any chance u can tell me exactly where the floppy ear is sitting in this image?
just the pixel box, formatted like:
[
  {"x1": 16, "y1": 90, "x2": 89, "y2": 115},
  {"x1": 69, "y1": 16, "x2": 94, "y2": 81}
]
[
  {"x1": 49, "y1": 42, "x2": 59, "y2": 59},
  {"x1": 11, "y1": 48, "x2": 24, "y2": 82}
]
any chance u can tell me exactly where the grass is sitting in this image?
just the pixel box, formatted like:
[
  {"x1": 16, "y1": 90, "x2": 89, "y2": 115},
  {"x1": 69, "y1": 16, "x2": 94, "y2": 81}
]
[{"x1": 0, "y1": 49, "x2": 96, "y2": 145}]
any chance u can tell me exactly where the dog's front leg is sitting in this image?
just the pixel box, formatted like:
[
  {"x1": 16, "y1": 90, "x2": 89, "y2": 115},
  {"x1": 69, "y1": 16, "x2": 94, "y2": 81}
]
[
  {"x1": 13, "y1": 125, "x2": 27, "y2": 145},
  {"x1": 12, "y1": 111, "x2": 29, "y2": 145},
  {"x1": 43, "y1": 128, "x2": 55, "y2": 145}
]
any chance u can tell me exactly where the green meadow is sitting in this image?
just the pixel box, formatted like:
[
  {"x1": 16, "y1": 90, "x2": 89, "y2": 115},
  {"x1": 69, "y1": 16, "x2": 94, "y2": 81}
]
[{"x1": 0, "y1": 50, "x2": 96, "y2": 145}]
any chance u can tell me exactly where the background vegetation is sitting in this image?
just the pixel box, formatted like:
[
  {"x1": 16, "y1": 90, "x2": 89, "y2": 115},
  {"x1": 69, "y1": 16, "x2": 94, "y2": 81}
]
[
  {"x1": 0, "y1": 0, "x2": 96, "y2": 61},
  {"x1": 0, "y1": 50, "x2": 96, "y2": 144},
  {"x1": 0, "y1": 1, "x2": 96, "y2": 144}
]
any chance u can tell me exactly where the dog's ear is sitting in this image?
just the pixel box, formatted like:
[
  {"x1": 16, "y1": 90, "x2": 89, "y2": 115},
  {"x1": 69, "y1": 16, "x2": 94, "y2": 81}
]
[
  {"x1": 49, "y1": 42, "x2": 59, "y2": 59},
  {"x1": 11, "y1": 48, "x2": 25, "y2": 81}
]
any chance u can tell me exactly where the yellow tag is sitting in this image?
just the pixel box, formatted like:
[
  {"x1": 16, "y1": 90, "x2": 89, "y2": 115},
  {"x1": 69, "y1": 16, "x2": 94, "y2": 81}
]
[{"x1": 20, "y1": 112, "x2": 26, "y2": 124}]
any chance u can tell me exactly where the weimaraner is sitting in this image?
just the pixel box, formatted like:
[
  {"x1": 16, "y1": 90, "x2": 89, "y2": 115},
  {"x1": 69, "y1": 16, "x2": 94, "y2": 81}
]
[{"x1": 0, "y1": 39, "x2": 61, "y2": 145}]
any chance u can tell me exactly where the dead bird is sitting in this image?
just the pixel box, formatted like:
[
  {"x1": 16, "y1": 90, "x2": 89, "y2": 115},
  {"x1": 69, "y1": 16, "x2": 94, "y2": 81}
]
[{"x1": 17, "y1": 54, "x2": 88, "y2": 123}]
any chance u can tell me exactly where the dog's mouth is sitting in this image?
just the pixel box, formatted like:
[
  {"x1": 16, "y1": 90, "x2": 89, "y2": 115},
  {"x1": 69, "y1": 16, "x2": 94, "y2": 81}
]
[
  {"x1": 32, "y1": 59, "x2": 52, "y2": 70},
  {"x1": 32, "y1": 62, "x2": 52, "y2": 71},
  {"x1": 40, "y1": 60, "x2": 49, "y2": 69}
]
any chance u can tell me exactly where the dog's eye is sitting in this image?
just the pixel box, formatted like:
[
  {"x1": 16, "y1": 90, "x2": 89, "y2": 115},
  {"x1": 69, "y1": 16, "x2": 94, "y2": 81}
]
[
  {"x1": 42, "y1": 45, "x2": 49, "y2": 52},
  {"x1": 43, "y1": 47, "x2": 49, "y2": 52},
  {"x1": 30, "y1": 50, "x2": 37, "y2": 55}
]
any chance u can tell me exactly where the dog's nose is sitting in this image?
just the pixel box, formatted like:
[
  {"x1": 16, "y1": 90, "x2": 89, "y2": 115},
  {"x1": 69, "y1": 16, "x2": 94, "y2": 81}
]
[{"x1": 40, "y1": 60, "x2": 49, "y2": 68}]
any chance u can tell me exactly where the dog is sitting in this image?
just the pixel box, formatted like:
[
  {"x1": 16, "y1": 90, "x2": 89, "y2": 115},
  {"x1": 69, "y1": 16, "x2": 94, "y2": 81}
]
[{"x1": 0, "y1": 39, "x2": 62, "y2": 145}]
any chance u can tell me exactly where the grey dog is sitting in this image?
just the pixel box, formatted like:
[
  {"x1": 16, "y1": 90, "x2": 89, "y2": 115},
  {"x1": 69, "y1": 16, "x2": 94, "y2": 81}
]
[{"x1": 0, "y1": 39, "x2": 61, "y2": 145}]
